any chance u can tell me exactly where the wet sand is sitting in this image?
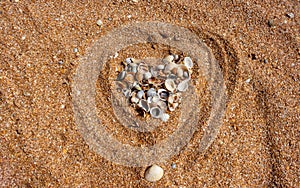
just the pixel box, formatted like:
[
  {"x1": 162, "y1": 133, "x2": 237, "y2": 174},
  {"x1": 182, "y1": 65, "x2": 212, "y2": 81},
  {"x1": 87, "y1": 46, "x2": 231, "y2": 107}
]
[{"x1": 0, "y1": 0, "x2": 299, "y2": 187}]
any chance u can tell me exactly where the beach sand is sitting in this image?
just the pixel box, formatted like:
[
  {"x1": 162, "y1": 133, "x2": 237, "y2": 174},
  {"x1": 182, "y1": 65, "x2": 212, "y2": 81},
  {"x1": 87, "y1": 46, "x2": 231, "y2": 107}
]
[{"x1": 0, "y1": 0, "x2": 299, "y2": 187}]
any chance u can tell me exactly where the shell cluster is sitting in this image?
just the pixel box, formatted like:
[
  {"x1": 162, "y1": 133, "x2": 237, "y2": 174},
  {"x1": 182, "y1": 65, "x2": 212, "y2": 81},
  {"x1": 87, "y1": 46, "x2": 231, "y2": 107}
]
[{"x1": 115, "y1": 54, "x2": 193, "y2": 122}]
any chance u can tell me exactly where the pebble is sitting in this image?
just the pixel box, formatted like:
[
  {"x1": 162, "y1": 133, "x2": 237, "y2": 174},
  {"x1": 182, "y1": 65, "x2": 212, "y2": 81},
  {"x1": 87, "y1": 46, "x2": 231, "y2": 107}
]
[
  {"x1": 73, "y1": 48, "x2": 78, "y2": 53},
  {"x1": 245, "y1": 78, "x2": 251, "y2": 83},
  {"x1": 145, "y1": 164, "x2": 164, "y2": 182}
]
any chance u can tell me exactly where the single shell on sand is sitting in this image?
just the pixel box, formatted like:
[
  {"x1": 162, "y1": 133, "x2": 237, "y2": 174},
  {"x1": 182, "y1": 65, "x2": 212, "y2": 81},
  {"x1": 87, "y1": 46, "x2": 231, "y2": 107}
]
[{"x1": 145, "y1": 164, "x2": 164, "y2": 182}]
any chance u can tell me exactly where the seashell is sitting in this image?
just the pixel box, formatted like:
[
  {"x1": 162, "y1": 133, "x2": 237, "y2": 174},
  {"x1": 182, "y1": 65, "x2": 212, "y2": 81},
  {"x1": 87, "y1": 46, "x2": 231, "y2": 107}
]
[
  {"x1": 115, "y1": 81, "x2": 128, "y2": 90},
  {"x1": 150, "y1": 107, "x2": 162, "y2": 118},
  {"x1": 144, "y1": 164, "x2": 164, "y2": 182},
  {"x1": 143, "y1": 72, "x2": 152, "y2": 80},
  {"x1": 158, "y1": 89, "x2": 169, "y2": 101},
  {"x1": 135, "y1": 71, "x2": 144, "y2": 82},
  {"x1": 162, "y1": 55, "x2": 174, "y2": 64},
  {"x1": 183, "y1": 71, "x2": 189, "y2": 78},
  {"x1": 168, "y1": 102, "x2": 179, "y2": 111},
  {"x1": 147, "y1": 96, "x2": 153, "y2": 104},
  {"x1": 157, "y1": 100, "x2": 168, "y2": 111},
  {"x1": 131, "y1": 58, "x2": 142, "y2": 64},
  {"x1": 124, "y1": 72, "x2": 135, "y2": 84},
  {"x1": 148, "y1": 77, "x2": 164, "y2": 87},
  {"x1": 160, "y1": 113, "x2": 170, "y2": 122},
  {"x1": 177, "y1": 79, "x2": 189, "y2": 92},
  {"x1": 149, "y1": 66, "x2": 159, "y2": 78},
  {"x1": 183, "y1": 57, "x2": 193, "y2": 69},
  {"x1": 147, "y1": 88, "x2": 156, "y2": 97},
  {"x1": 167, "y1": 74, "x2": 177, "y2": 80},
  {"x1": 168, "y1": 93, "x2": 181, "y2": 104},
  {"x1": 173, "y1": 54, "x2": 179, "y2": 60},
  {"x1": 163, "y1": 62, "x2": 177, "y2": 74},
  {"x1": 156, "y1": 64, "x2": 165, "y2": 70},
  {"x1": 116, "y1": 71, "x2": 126, "y2": 81},
  {"x1": 137, "y1": 90, "x2": 144, "y2": 99},
  {"x1": 152, "y1": 95, "x2": 160, "y2": 103},
  {"x1": 138, "y1": 99, "x2": 150, "y2": 112},
  {"x1": 164, "y1": 79, "x2": 176, "y2": 92},
  {"x1": 128, "y1": 63, "x2": 138, "y2": 73},
  {"x1": 176, "y1": 67, "x2": 184, "y2": 78},
  {"x1": 122, "y1": 88, "x2": 131, "y2": 98},
  {"x1": 125, "y1": 57, "x2": 132, "y2": 64},
  {"x1": 138, "y1": 62, "x2": 149, "y2": 74},
  {"x1": 130, "y1": 92, "x2": 140, "y2": 103},
  {"x1": 134, "y1": 83, "x2": 142, "y2": 91}
]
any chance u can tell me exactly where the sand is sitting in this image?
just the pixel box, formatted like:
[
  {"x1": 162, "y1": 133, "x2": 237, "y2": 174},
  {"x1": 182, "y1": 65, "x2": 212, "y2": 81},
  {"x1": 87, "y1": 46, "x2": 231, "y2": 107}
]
[{"x1": 0, "y1": 0, "x2": 299, "y2": 187}]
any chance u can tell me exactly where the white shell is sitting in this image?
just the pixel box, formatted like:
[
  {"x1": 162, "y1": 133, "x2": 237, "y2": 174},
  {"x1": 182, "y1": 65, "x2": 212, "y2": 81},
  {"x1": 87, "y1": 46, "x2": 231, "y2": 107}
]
[
  {"x1": 131, "y1": 96, "x2": 139, "y2": 103},
  {"x1": 183, "y1": 57, "x2": 193, "y2": 69},
  {"x1": 158, "y1": 89, "x2": 168, "y2": 101},
  {"x1": 177, "y1": 79, "x2": 189, "y2": 92},
  {"x1": 183, "y1": 71, "x2": 189, "y2": 78},
  {"x1": 129, "y1": 63, "x2": 138, "y2": 73},
  {"x1": 176, "y1": 67, "x2": 184, "y2": 78},
  {"x1": 150, "y1": 107, "x2": 162, "y2": 118},
  {"x1": 116, "y1": 71, "x2": 126, "y2": 81},
  {"x1": 138, "y1": 63, "x2": 149, "y2": 73},
  {"x1": 152, "y1": 95, "x2": 160, "y2": 103},
  {"x1": 163, "y1": 62, "x2": 177, "y2": 74},
  {"x1": 162, "y1": 55, "x2": 174, "y2": 64},
  {"x1": 168, "y1": 93, "x2": 181, "y2": 104},
  {"x1": 173, "y1": 54, "x2": 179, "y2": 60},
  {"x1": 157, "y1": 100, "x2": 167, "y2": 111},
  {"x1": 165, "y1": 79, "x2": 176, "y2": 92},
  {"x1": 168, "y1": 102, "x2": 179, "y2": 111},
  {"x1": 156, "y1": 64, "x2": 165, "y2": 70},
  {"x1": 147, "y1": 88, "x2": 156, "y2": 97},
  {"x1": 137, "y1": 90, "x2": 144, "y2": 99},
  {"x1": 160, "y1": 113, "x2": 170, "y2": 122},
  {"x1": 145, "y1": 164, "x2": 164, "y2": 182},
  {"x1": 139, "y1": 99, "x2": 150, "y2": 112},
  {"x1": 143, "y1": 72, "x2": 152, "y2": 80},
  {"x1": 125, "y1": 58, "x2": 132, "y2": 64}
]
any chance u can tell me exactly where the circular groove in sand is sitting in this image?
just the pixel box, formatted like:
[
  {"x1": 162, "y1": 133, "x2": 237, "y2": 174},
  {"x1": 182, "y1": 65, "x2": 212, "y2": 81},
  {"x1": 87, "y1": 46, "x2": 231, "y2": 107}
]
[{"x1": 72, "y1": 22, "x2": 226, "y2": 167}]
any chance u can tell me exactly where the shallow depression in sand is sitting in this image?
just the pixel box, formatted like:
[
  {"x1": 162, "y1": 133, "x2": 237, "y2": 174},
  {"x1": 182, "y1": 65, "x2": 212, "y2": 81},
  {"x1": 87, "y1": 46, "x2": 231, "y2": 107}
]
[{"x1": 72, "y1": 22, "x2": 228, "y2": 167}]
